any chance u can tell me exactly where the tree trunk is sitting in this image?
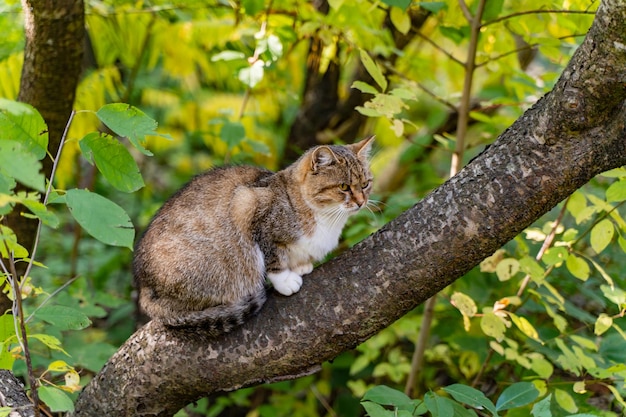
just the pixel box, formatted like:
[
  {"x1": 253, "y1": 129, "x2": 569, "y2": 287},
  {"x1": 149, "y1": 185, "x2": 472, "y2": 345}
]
[
  {"x1": 70, "y1": 1, "x2": 626, "y2": 415},
  {"x1": 4, "y1": 0, "x2": 85, "y2": 273}
]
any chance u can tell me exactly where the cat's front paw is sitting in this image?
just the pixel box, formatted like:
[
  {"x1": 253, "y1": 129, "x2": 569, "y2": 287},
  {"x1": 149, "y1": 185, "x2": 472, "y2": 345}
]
[
  {"x1": 267, "y1": 270, "x2": 303, "y2": 296},
  {"x1": 291, "y1": 262, "x2": 313, "y2": 276}
]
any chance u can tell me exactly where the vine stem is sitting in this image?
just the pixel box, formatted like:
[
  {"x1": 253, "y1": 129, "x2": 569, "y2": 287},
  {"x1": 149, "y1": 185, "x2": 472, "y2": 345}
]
[
  {"x1": 5, "y1": 110, "x2": 75, "y2": 416},
  {"x1": 404, "y1": 0, "x2": 487, "y2": 397}
]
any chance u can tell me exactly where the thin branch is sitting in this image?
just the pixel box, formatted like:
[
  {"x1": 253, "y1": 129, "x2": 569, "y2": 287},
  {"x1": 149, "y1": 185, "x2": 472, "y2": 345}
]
[
  {"x1": 516, "y1": 197, "x2": 569, "y2": 297},
  {"x1": 413, "y1": 31, "x2": 464, "y2": 67},
  {"x1": 482, "y1": 9, "x2": 596, "y2": 28},
  {"x1": 475, "y1": 33, "x2": 587, "y2": 68},
  {"x1": 458, "y1": 0, "x2": 473, "y2": 22}
]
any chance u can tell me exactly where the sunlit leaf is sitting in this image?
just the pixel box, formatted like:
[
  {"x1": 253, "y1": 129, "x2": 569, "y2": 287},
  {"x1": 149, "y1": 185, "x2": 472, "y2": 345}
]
[
  {"x1": 390, "y1": 7, "x2": 410, "y2": 35},
  {"x1": 65, "y1": 189, "x2": 134, "y2": 250},
  {"x1": 554, "y1": 388, "x2": 577, "y2": 413},
  {"x1": 352, "y1": 81, "x2": 379, "y2": 95},
  {"x1": 590, "y1": 219, "x2": 614, "y2": 254},
  {"x1": 239, "y1": 60, "x2": 265, "y2": 88},
  {"x1": 565, "y1": 254, "x2": 590, "y2": 280},
  {"x1": 28, "y1": 334, "x2": 69, "y2": 355},
  {"x1": 606, "y1": 180, "x2": 626, "y2": 202},
  {"x1": 594, "y1": 313, "x2": 612, "y2": 336},
  {"x1": 509, "y1": 313, "x2": 541, "y2": 342},
  {"x1": 495, "y1": 258, "x2": 519, "y2": 281},
  {"x1": 0, "y1": 98, "x2": 48, "y2": 160},
  {"x1": 480, "y1": 310, "x2": 506, "y2": 342},
  {"x1": 359, "y1": 49, "x2": 387, "y2": 92}
]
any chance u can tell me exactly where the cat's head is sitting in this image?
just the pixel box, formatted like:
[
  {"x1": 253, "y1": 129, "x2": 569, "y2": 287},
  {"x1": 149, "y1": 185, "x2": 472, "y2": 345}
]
[{"x1": 297, "y1": 136, "x2": 374, "y2": 215}]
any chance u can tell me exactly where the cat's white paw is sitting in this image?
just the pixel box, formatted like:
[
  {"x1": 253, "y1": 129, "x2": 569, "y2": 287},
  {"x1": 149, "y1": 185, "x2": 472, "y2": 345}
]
[
  {"x1": 291, "y1": 262, "x2": 313, "y2": 276},
  {"x1": 268, "y1": 270, "x2": 303, "y2": 296}
]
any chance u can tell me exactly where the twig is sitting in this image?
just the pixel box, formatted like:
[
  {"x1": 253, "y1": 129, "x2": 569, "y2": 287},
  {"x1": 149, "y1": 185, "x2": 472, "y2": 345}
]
[
  {"x1": 481, "y1": 9, "x2": 596, "y2": 28},
  {"x1": 405, "y1": 0, "x2": 487, "y2": 397},
  {"x1": 517, "y1": 197, "x2": 569, "y2": 297}
]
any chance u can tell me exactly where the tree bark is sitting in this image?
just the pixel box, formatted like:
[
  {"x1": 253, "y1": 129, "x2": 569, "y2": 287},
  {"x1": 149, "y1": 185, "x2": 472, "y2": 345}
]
[
  {"x1": 71, "y1": 1, "x2": 626, "y2": 415},
  {"x1": 5, "y1": 0, "x2": 85, "y2": 264}
]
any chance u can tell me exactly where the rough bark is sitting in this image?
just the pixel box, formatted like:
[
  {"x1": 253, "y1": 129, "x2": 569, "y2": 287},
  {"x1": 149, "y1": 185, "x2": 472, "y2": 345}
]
[
  {"x1": 70, "y1": 1, "x2": 626, "y2": 415},
  {"x1": 0, "y1": 370, "x2": 35, "y2": 416},
  {"x1": 4, "y1": 0, "x2": 85, "y2": 276}
]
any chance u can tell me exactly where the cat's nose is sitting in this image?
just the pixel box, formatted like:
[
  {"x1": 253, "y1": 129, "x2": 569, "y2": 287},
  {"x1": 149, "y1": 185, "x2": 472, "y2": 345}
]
[{"x1": 354, "y1": 196, "x2": 366, "y2": 208}]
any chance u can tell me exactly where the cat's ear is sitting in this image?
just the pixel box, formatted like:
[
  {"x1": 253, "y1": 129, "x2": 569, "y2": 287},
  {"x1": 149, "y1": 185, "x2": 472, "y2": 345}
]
[
  {"x1": 311, "y1": 146, "x2": 338, "y2": 171},
  {"x1": 351, "y1": 135, "x2": 375, "y2": 160}
]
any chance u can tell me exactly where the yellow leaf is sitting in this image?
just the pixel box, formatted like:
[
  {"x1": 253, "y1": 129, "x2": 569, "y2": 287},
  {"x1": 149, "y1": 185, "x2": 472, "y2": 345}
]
[
  {"x1": 47, "y1": 360, "x2": 73, "y2": 373},
  {"x1": 62, "y1": 370, "x2": 81, "y2": 393}
]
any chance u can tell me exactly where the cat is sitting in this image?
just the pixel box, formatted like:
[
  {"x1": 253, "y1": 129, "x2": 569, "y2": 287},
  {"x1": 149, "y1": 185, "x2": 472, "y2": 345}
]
[{"x1": 133, "y1": 136, "x2": 374, "y2": 334}]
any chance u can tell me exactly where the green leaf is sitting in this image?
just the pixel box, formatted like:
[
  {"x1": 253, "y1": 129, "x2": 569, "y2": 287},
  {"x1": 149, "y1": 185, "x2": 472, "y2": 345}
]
[
  {"x1": 590, "y1": 219, "x2": 614, "y2": 254},
  {"x1": 390, "y1": 7, "x2": 410, "y2": 35},
  {"x1": 451, "y1": 292, "x2": 477, "y2": 318},
  {"x1": 28, "y1": 334, "x2": 69, "y2": 355},
  {"x1": 554, "y1": 388, "x2": 577, "y2": 413},
  {"x1": 20, "y1": 197, "x2": 59, "y2": 228},
  {"x1": 0, "y1": 98, "x2": 48, "y2": 160},
  {"x1": 439, "y1": 25, "x2": 467, "y2": 44},
  {"x1": 65, "y1": 189, "x2": 135, "y2": 250},
  {"x1": 363, "y1": 385, "x2": 412, "y2": 408},
  {"x1": 0, "y1": 141, "x2": 45, "y2": 192},
  {"x1": 220, "y1": 121, "x2": 246, "y2": 149},
  {"x1": 34, "y1": 305, "x2": 91, "y2": 330},
  {"x1": 0, "y1": 225, "x2": 29, "y2": 259},
  {"x1": 480, "y1": 310, "x2": 506, "y2": 342},
  {"x1": 39, "y1": 386, "x2": 75, "y2": 413},
  {"x1": 352, "y1": 81, "x2": 379, "y2": 95},
  {"x1": 96, "y1": 103, "x2": 172, "y2": 156},
  {"x1": 416, "y1": 2, "x2": 447, "y2": 13},
  {"x1": 0, "y1": 406, "x2": 13, "y2": 417},
  {"x1": 79, "y1": 132, "x2": 145, "y2": 193},
  {"x1": 600, "y1": 284, "x2": 626, "y2": 307},
  {"x1": 359, "y1": 49, "x2": 387, "y2": 92},
  {"x1": 361, "y1": 401, "x2": 394, "y2": 417},
  {"x1": 443, "y1": 384, "x2": 498, "y2": 416},
  {"x1": 565, "y1": 254, "x2": 590, "y2": 280},
  {"x1": 509, "y1": 313, "x2": 541, "y2": 342},
  {"x1": 594, "y1": 313, "x2": 612, "y2": 336},
  {"x1": 606, "y1": 180, "x2": 626, "y2": 202},
  {"x1": 495, "y1": 258, "x2": 519, "y2": 281},
  {"x1": 531, "y1": 394, "x2": 551, "y2": 417},
  {"x1": 380, "y1": 0, "x2": 411, "y2": 9},
  {"x1": 495, "y1": 382, "x2": 539, "y2": 411},
  {"x1": 0, "y1": 315, "x2": 15, "y2": 370},
  {"x1": 424, "y1": 392, "x2": 454, "y2": 416}
]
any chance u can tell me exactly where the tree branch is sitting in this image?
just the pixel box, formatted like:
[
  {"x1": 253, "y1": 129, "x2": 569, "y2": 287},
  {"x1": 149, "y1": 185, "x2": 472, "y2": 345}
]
[{"x1": 71, "y1": 1, "x2": 626, "y2": 415}]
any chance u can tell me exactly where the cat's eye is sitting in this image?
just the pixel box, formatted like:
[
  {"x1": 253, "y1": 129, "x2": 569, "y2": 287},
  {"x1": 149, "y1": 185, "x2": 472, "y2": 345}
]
[{"x1": 339, "y1": 183, "x2": 350, "y2": 191}]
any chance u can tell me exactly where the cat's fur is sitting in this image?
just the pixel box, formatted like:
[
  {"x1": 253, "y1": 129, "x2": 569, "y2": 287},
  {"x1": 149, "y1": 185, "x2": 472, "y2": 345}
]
[{"x1": 133, "y1": 136, "x2": 374, "y2": 333}]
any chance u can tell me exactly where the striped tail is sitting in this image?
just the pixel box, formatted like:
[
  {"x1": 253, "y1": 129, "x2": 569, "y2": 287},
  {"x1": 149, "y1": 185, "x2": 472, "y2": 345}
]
[{"x1": 161, "y1": 288, "x2": 267, "y2": 335}]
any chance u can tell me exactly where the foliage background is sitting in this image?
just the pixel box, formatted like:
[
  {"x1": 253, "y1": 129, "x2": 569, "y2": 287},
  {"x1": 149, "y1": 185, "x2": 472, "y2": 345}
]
[{"x1": 1, "y1": 0, "x2": 625, "y2": 415}]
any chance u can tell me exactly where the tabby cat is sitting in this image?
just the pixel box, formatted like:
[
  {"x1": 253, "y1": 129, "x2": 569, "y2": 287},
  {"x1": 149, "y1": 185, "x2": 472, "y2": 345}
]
[{"x1": 133, "y1": 136, "x2": 374, "y2": 334}]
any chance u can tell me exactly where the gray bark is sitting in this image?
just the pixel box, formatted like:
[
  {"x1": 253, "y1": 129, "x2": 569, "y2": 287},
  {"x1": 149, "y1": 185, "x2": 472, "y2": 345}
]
[{"x1": 71, "y1": 0, "x2": 626, "y2": 415}]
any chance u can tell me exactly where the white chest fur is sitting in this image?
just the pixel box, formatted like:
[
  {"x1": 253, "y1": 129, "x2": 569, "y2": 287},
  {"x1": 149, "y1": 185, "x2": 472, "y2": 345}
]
[{"x1": 287, "y1": 211, "x2": 349, "y2": 267}]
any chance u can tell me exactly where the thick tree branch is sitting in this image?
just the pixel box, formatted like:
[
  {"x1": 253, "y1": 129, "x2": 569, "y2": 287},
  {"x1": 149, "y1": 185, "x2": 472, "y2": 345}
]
[{"x1": 71, "y1": 1, "x2": 626, "y2": 415}]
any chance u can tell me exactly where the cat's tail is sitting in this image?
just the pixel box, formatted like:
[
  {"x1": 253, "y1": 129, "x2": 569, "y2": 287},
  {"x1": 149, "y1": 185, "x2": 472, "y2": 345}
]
[{"x1": 160, "y1": 288, "x2": 267, "y2": 334}]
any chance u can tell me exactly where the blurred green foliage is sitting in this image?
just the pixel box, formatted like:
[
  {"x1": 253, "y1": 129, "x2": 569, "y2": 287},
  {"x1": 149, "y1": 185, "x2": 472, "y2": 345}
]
[{"x1": 2, "y1": 0, "x2": 625, "y2": 415}]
